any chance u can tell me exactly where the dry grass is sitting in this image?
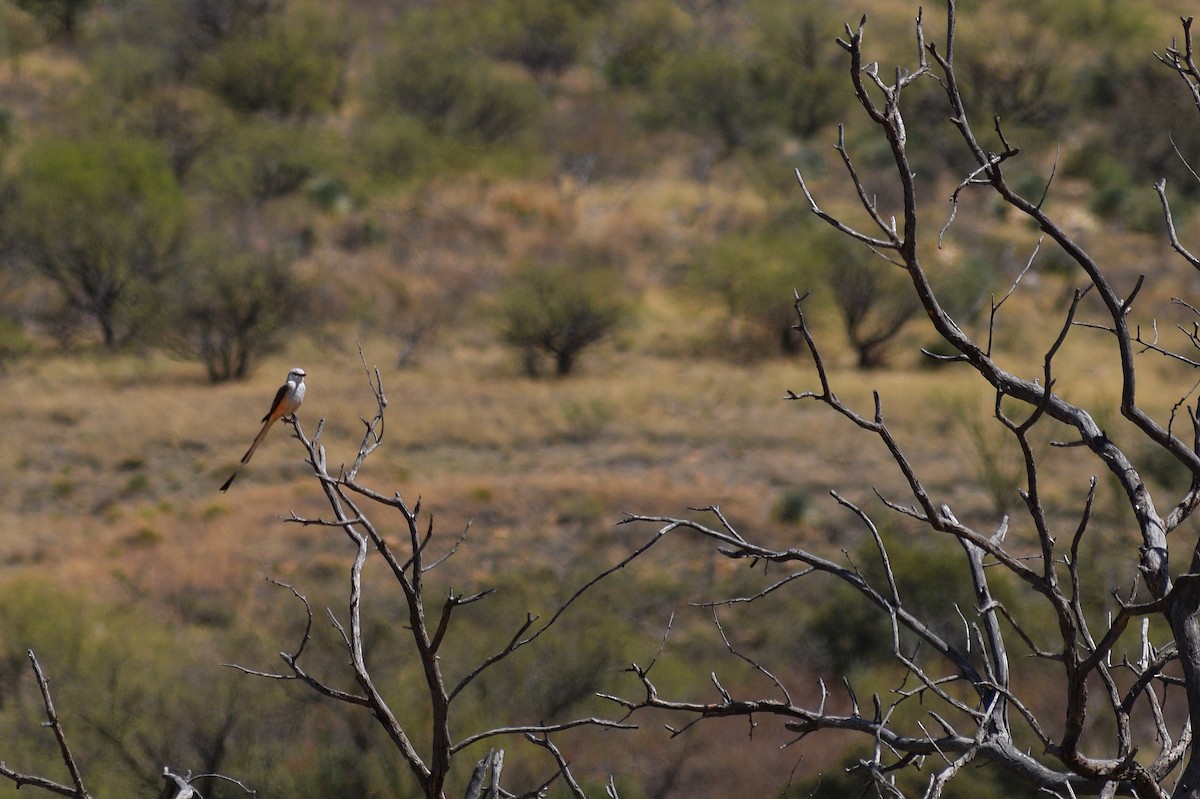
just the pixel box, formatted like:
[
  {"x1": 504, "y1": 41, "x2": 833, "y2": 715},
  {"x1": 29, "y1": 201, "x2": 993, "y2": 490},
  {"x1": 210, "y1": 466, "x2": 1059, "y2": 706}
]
[
  {"x1": 4, "y1": 258, "x2": 1192, "y2": 610},
  {"x1": 4, "y1": 4, "x2": 1200, "y2": 794}
]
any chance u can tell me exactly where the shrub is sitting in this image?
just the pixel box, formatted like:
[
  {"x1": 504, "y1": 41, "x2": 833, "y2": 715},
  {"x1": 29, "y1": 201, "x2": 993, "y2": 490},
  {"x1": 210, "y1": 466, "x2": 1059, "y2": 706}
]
[
  {"x1": 0, "y1": 316, "x2": 31, "y2": 371},
  {"x1": 484, "y1": 0, "x2": 589, "y2": 76},
  {"x1": 1, "y1": 1, "x2": 42, "y2": 74},
  {"x1": 644, "y1": 44, "x2": 763, "y2": 155},
  {"x1": 370, "y1": 10, "x2": 545, "y2": 144},
  {"x1": 198, "y1": 4, "x2": 349, "y2": 118},
  {"x1": 4, "y1": 132, "x2": 187, "y2": 348},
  {"x1": 748, "y1": 0, "x2": 848, "y2": 137},
  {"x1": 498, "y1": 258, "x2": 630, "y2": 377},
  {"x1": 691, "y1": 226, "x2": 818, "y2": 357},
  {"x1": 189, "y1": 118, "x2": 329, "y2": 205},
  {"x1": 804, "y1": 538, "x2": 980, "y2": 673},
  {"x1": 353, "y1": 115, "x2": 438, "y2": 184},
  {"x1": 597, "y1": 0, "x2": 689, "y2": 89},
  {"x1": 14, "y1": 0, "x2": 89, "y2": 39},
  {"x1": 168, "y1": 237, "x2": 308, "y2": 382},
  {"x1": 771, "y1": 489, "x2": 811, "y2": 525}
]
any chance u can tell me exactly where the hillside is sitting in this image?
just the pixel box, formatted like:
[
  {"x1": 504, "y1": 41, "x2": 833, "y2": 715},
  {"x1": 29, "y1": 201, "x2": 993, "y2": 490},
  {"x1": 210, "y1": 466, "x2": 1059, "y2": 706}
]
[{"x1": 2, "y1": 1, "x2": 1200, "y2": 797}]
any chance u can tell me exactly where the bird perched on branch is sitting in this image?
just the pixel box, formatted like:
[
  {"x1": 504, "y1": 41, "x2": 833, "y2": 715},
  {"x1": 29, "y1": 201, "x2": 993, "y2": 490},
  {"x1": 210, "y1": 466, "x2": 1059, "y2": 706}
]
[{"x1": 219, "y1": 367, "x2": 306, "y2": 492}]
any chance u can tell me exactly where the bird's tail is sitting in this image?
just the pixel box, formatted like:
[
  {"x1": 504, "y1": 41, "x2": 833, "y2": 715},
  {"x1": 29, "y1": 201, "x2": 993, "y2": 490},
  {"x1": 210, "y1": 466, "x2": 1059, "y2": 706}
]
[
  {"x1": 219, "y1": 418, "x2": 277, "y2": 492},
  {"x1": 219, "y1": 467, "x2": 241, "y2": 493},
  {"x1": 240, "y1": 418, "x2": 276, "y2": 464}
]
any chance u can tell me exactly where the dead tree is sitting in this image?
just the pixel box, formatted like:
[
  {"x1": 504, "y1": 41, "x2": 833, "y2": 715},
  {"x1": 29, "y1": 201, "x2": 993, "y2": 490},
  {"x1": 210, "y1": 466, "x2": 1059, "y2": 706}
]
[
  {"x1": 225, "y1": 356, "x2": 639, "y2": 799},
  {"x1": 2, "y1": 356, "x2": 641, "y2": 799},
  {"x1": 617, "y1": 5, "x2": 1200, "y2": 798},
  {"x1": 0, "y1": 650, "x2": 237, "y2": 799}
]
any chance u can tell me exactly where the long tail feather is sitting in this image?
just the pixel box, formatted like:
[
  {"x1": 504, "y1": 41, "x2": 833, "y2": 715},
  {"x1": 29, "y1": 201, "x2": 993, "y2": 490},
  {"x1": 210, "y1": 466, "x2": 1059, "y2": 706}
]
[
  {"x1": 220, "y1": 418, "x2": 277, "y2": 492},
  {"x1": 240, "y1": 418, "x2": 275, "y2": 464},
  {"x1": 219, "y1": 468, "x2": 240, "y2": 492}
]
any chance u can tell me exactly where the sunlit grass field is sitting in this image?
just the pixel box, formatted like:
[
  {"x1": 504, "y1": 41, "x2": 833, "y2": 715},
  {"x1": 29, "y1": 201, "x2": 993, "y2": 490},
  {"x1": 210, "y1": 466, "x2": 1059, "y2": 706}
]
[
  {"x1": 4, "y1": 0, "x2": 1200, "y2": 794},
  {"x1": 4, "y1": 260, "x2": 1197, "y2": 795},
  {"x1": 4, "y1": 249, "x2": 1193, "y2": 609}
]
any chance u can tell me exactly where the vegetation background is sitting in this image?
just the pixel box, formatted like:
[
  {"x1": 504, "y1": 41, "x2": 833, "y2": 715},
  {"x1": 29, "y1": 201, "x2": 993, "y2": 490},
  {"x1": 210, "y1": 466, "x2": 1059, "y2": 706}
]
[{"x1": 1, "y1": 0, "x2": 1199, "y2": 796}]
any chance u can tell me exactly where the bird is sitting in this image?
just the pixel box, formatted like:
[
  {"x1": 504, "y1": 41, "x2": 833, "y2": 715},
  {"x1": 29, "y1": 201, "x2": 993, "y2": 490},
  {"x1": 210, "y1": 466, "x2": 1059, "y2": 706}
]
[{"x1": 219, "y1": 367, "x2": 306, "y2": 492}]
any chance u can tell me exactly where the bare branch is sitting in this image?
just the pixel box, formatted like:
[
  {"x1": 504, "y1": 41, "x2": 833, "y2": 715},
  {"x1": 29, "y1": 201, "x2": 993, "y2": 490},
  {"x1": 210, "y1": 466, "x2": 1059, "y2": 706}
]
[{"x1": 0, "y1": 653, "x2": 91, "y2": 799}]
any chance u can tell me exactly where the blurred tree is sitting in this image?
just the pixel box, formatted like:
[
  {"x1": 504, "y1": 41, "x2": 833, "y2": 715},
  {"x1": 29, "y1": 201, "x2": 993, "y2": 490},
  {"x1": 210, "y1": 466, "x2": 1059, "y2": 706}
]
[
  {"x1": 0, "y1": 315, "x2": 31, "y2": 371},
  {"x1": 644, "y1": 44, "x2": 762, "y2": 156},
  {"x1": 0, "y1": 1, "x2": 42, "y2": 76},
  {"x1": 597, "y1": 0, "x2": 689, "y2": 89},
  {"x1": 805, "y1": 538, "x2": 981, "y2": 674},
  {"x1": 183, "y1": 0, "x2": 273, "y2": 47},
  {"x1": 692, "y1": 226, "x2": 817, "y2": 356},
  {"x1": 132, "y1": 86, "x2": 232, "y2": 180},
  {"x1": 485, "y1": 0, "x2": 589, "y2": 77},
  {"x1": 955, "y1": 7, "x2": 1069, "y2": 134},
  {"x1": 498, "y1": 257, "x2": 629, "y2": 377},
  {"x1": 0, "y1": 578, "x2": 250, "y2": 797},
  {"x1": 748, "y1": 0, "x2": 847, "y2": 138},
  {"x1": 199, "y1": 1, "x2": 350, "y2": 118},
  {"x1": 0, "y1": 273, "x2": 31, "y2": 371},
  {"x1": 1094, "y1": 59, "x2": 1200, "y2": 200},
  {"x1": 3, "y1": 134, "x2": 186, "y2": 348},
  {"x1": 14, "y1": 0, "x2": 89, "y2": 39},
  {"x1": 369, "y1": 9, "x2": 545, "y2": 144},
  {"x1": 168, "y1": 236, "x2": 307, "y2": 382},
  {"x1": 189, "y1": 117, "x2": 329, "y2": 207},
  {"x1": 352, "y1": 114, "x2": 438, "y2": 184},
  {"x1": 85, "y1": 0, "x2": 275, "y2": 84},
  {"x1": 825, "y1": 250, "x2": 916, "y2": 369}
]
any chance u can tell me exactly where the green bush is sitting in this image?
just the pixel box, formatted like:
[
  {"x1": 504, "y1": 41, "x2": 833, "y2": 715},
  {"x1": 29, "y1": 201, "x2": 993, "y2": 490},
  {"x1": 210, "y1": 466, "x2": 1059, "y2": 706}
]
[
  {"x1": 748, "y1": 0, "x2": 848, "y2": 138},
  {"x1": 498, "y1": 257, "x2": 631, "y2": 377},
  {"x1": 1, "y1": 1, "x2": 42, "y2": 74},
  {"x1": 14, "y1": 0, "x2": 89, "y2": 39},
  {"x1": 771, "y1": 488, "x2": 812, "y2": 525},
  {"x1": 4, "y1": 132, "x2": 187, "y2": 347},
  {"x1": 0, "y1": 315, "x2": 32, "y2": 370},
  {"x1": 1084, "y1": 155, "x2": 1167, "y2": 232},
  {"x1": 805, "y1": 537, "x2": 978, "y2": 674},
  {"x1": 690, "y1": 226, "x2": 816, "y2": 357},
  {"x1": 644, "y1": 44, "x2": 763, "y2": 154},
  {"x1": 1077, "y1": 63, "x2": 1200, "y2": 200},
  {"x1": 0, "y1": 106, "x2": 13, "y2": 144},
  {"x1": 954, "y1": 8, "x2": 1071, "y2": 137},
  {"x1": 354, "y1": 115, "x2": 440, "y2": 184},
  {"x1": 189, "y1": 118, "x2": 330, "y2": 204},
  {"x1": 370, "y1": 10, "x2": 545, "y2": 144},
  {"x1": 87, "y1": 41, "x2": 168, "y2": 103},
  {"x1": 198, "y1": 4, "x2": 348, "y2": 117},
  {"x1": 484, "y1": 0, "x2": 590, "y2": 76},
  {"x1": 168, "y1": 236, "x2": 308, "y2": 382},
  {"x1": 598, "y1": 0, "x2": 689, "y2": 89}
]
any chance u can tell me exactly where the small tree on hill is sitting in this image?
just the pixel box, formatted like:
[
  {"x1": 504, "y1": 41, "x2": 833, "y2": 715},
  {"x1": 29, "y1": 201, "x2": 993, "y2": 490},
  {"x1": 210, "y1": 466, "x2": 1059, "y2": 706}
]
[
  {"x1": 14, "y1": 0, "x2": 90, "y2": 40},
  {"x1": 168, "y1": 236, "x2": 308, "y2": 382},
  {"x1": 0, "y1": 2, "x2": 42, "y2": 76},
  {"x1": 3, "y1": 133, "x2": 186, "y2": 348},
  {"x1": 198, "y1": 3, "x2": 350, "y2": 119},
  {"x1": 616, "y1": 5, "x2": 1200, "y2": 799},
  {"x1": 224, "y1": 365, "x2": 639, "y2": 798},
  {"x1": 498, "y1": 259, "x2": 629, "y2": 377},
  {"x1": 827, "y1": 251, "x2": 922, "y2": 369}
]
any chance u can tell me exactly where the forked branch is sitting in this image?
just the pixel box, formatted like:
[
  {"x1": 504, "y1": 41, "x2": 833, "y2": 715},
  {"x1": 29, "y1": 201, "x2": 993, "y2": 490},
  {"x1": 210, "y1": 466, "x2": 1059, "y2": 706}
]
[
  {"x1": 620, "y1": 4, "x2": 1200, "y2": 797},
  {"x1": 239, "y1": 361, "x2": 641, "y2": 798}
]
